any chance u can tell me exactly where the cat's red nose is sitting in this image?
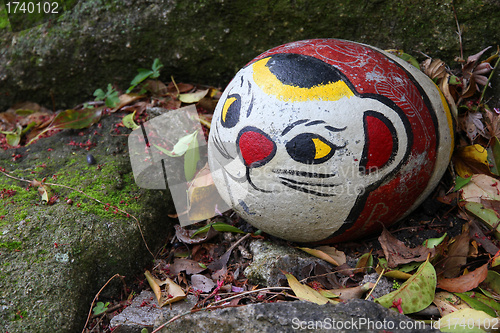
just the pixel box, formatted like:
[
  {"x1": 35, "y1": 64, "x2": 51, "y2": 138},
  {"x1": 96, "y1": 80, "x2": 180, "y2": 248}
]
[{"x1": 237, "y1": 127, "x2": 276, "y2": 167}]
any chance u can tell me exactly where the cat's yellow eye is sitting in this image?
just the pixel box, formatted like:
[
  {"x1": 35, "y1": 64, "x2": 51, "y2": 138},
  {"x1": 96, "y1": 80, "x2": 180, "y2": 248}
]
[
  {"x1": 286, "y1": 133, "x2": 340, "y2": 164},
  {"x1": 221, "y1": 94, "x2": 241, "y2": 128},
  {"x1": 312, "y1": 138, "x2": 332, "y2": 160}
]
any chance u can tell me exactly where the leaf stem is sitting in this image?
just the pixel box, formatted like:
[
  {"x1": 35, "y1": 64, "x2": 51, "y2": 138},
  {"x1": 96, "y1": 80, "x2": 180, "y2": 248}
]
[{"x1": 479, "y1": 51, "x2": 500, "y2": 105}]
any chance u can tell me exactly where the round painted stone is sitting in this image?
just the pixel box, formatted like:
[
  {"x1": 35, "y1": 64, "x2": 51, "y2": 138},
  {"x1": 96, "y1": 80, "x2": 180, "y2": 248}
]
[{"x1": 207, "y1": 39, "x2": 454, "y2": 243}]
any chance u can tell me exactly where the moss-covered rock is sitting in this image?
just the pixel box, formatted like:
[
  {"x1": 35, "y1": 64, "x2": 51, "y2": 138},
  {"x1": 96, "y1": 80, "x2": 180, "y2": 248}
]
[
  {"x1": 0, "y1": 113, "x2": 174, "y2": 332},
  {"x1": 1, "y1": 0, "x2": 499, "y2": 110}
]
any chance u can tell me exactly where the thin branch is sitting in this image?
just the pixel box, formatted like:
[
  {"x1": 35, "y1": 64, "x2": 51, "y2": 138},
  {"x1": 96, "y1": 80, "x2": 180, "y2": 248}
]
[
  {"x1": 82, "y1": 274, "x2": 124, "y2": 333},
  {"x1": 151, "y1": 287, "x2": 293, "y2": 333}
]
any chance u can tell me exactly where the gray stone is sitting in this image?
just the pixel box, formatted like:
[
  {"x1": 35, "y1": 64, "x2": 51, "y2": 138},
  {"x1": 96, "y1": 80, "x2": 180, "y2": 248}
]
[
  {"x1": 0, "y1": 113, "x2": 174, "y2": 332},
  {"x1": 1, "y1": 0, "x2": 500, "y2": 110},
  {"x1": 110, "y1": 290, "x2": 198, "y2": 333},
  {"x1": 244, "y1": 239, "x2": 335, "y2": 287},
  {"x1": 153, "y1": 298, "x2": 441, "y2": 333},
  {"x1": 361, "y1": 273, "x2": 396, "y2": 300}
]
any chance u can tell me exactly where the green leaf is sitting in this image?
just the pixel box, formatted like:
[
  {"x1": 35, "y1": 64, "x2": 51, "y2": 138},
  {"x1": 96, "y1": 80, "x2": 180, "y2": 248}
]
[
  {"x1": 397, "y1": 52, "x2": 420, "y2": 69},
  {"x1": 355, "y1": 253, "x2": 373, "y2": 273},
  {"x1": 93, "y1": 88, "x2": 106, "y2": 100},
  {"x1": 423, "y1": 233, "x2": 447, "y2": 248},
  {"x1": 151, "y1": 58, "x2": 164, "y2": 78},
  {"x1": 454, "y1": 176, "x2": 472, "y2": 191},
  {"x1": 92, "y1": 301, "x2": 109, "y2": 316},
  {"x1": 184, "y1": 132, "x2": 200, "y2": 181},
  {"x1": 51, "y1": 108, "x2": 103, "y2": 130},
  {"x1": 455, "y1": 292, "x2": 497, "y2": 317},
  {"x1": 375, "y1": 258, "x2": 436, "y2": 314},
  {"x1": 5, "y1": 125, "x2": 22, "y2": 147},
  {"x1": 449, "y1": 75, "x2": 461, "y2": 85},
  {"x1": 154, "y1": 130, "x2": 199, "y2": 158},
  {"x1": 191, "y1": 222, "x2": 246, "y2": 238},
  {"x1": 481, "y1": 270, "x2": 500, "y2": 297},
  {"x1": 487, "y1": 137, "x2": 500, "y2": 176},
  {"x1": 464, "y1": 202, "x2": 500, "y2": 239},
  {"x1": 27, "y1": 108, "x2": 103, "y2": 145},
  {"x1": 130, "y1": 68, "x2": 154, "y2": 86},
  {"x1": 105, "y1": 91, "x2": 120, "y2": 108},
  {"x1": 122, "y1": 111, "x2": 139, "y2": 130}
]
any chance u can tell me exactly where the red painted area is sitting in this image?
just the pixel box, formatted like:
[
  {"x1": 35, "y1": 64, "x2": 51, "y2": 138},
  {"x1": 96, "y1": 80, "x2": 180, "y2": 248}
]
[
  {"x1": 364, "y1": 115, "x2": 394, "y2": 171},
  {"x1": 251, "y1": 39, "x2": 439, "y2": 242},
  {"x1": 238, "y1": 130, "x2": 275, "y2": 167}
]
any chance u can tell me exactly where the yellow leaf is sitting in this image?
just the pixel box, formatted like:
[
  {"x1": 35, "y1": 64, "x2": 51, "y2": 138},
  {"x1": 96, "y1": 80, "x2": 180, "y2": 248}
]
[
  {"x1": 297, "y1": 246, "x2": 345, "y2": 266},
  {"x1": 454, "y1": 145, "x2": 489, "y2": 178},
  {"x1": 178, "y1": 89, "x2": 209, "y2": 103},
  {"x1": 285, "y1": 272, "x2": 336, "y2": 305},
  {"x1": 144, "y1": 270, "x2": 186, "y2": 307},
  {"x1": 435, "y1": 309, "x2": 496, "y2": 332}
]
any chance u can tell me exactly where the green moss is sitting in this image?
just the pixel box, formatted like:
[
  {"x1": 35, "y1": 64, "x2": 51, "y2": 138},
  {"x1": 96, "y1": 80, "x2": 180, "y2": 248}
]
[{"x1": 0, "y1": 241, "x2": 22, "y2": 251}]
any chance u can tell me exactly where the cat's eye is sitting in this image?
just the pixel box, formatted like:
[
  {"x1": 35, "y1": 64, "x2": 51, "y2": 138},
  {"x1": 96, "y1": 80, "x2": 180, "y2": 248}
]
[
  {"x1": 286, "y1": 133, "x2": 339, "y2": 164},
  {"x1": 221, "y1": 94, "x2": 241, "y2": 128}
]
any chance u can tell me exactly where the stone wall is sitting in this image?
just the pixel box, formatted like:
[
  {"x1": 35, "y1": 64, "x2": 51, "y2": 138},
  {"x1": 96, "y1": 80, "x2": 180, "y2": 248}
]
[{"x1": 1, "y1": 0, "x2": 499, "y2": 110}]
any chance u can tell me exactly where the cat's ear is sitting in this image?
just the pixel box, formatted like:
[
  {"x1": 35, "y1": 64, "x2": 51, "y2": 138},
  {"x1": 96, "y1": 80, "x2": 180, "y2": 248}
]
[{"x1": 358, "y1": 105, "x2": 411, "y2": 185}]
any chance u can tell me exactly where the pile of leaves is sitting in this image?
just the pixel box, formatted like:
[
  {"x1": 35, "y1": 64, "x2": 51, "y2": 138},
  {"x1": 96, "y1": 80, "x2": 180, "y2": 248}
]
[{"x1": 2, "y1": 45, "x2": 500, "y2": 333}]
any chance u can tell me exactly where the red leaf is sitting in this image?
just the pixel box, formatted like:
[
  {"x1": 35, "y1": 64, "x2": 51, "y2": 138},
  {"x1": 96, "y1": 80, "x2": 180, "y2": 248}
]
[{"x1": 437, "y1": 263, "x2": 489, "y2": 293}]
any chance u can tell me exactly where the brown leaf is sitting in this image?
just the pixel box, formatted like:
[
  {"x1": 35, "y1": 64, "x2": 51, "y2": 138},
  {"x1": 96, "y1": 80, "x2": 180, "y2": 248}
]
[
  {"x1": 191, "y1": 274, "x2": 216, "y2": 292},
  {"x1": 167, "y1": 82, "x2": 194, "y2": 94},
  {"x1": 144, "y1": 270, "x2": 186, "y2": 307},
  {"x1": 440, "y1": 231, "x2": 470, "y2": 278},
  {"x1": 324, "y1": 283, "x2": 375, "y2": 300},
  {"x1": 421, "y1": 58, "x2": 447, "y2": 81},
  {"x1": 170, "y1": 258, "x2": 206, "y2": 276},
  {"x1": 174, "y1": 224, "x2": 218, "y2": 244},
  {"x1": 378, "y1": 228, "x2": 435, "y2": 268},
  {"x1": 437, "y1": 263, "x2": 489, "y2": 293}
]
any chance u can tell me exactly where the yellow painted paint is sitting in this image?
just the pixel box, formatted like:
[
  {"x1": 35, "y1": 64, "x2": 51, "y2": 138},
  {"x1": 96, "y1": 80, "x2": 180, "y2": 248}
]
[
  {"x1": 312, "y1": 138, "x2": 332, "y2": 159},
  {"x1": 222, "y1": 96, "x2": 237, "y2": 123},
  {"x1": 252, "y1": 57, "x2": 354, "y2": 102},
  {"x1": 436, "y1": 83, "x2": 455, "y2": 158}
]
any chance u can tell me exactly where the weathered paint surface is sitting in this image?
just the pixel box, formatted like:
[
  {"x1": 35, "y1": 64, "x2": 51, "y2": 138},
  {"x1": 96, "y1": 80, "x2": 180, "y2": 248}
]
[{"x1": 208, "y1": 39, "x2": 454, "y2": 243}]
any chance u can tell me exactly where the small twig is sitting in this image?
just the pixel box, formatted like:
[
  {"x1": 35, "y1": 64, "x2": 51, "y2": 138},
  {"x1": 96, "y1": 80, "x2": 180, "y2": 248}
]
[
  {"x1": 171, "y1": 75, "x2": 180, "y2": 95},
  {"x1": 479, "y1": 51, "x2": 500, "y2": 105},
  {"x1": 452, "y1": 2, "x2": 463, "y2": 61},
  {"x1": 364, "y1": 268, "x2": 385, "y2": 300},
  {"x1": 82, "y1": 274, "x2": 124, "y2": 333},
  {"x1": 152, "y1": 287, "x2": 293, "y2": 333}
]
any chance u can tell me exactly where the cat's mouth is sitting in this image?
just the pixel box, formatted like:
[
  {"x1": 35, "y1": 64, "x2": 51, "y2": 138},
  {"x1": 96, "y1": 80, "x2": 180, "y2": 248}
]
[{"x1": 246, "y1": 168, "x2": 339, "y2": 197}]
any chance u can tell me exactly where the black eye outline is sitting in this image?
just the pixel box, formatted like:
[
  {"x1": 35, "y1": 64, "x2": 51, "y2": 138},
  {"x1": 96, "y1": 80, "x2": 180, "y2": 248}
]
[
  {"x1": 221, "y1": 93, "x2": 241, "y2": 128},
  {"x1": 285, "y1": 133, "x2": 343, "y2": 164}
]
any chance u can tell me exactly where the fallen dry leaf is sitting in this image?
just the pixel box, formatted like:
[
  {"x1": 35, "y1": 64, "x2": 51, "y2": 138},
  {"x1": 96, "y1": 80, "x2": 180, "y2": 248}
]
[
  {"x1": 378, "y1": 228, "x2": 434, "y2": 268},
  {"x1": 437, "y1": 263, "x2": 489, "y2": 293},
  {"x1": 284, "y1": 272, "x2": 336, "y2": 305},
  {"x1": 174, "y1": 224, "x2": 219, "y2": 244},
  {"x1": 144, "y1": 270, "x2": 186, "y2": 307},
  {"x1": 169, "y1": 258, "x2": 206, "y2": 276},
  {"x1": 440, "y1": 231, "x2": 470, "y2": 278},
  {"x1": 433, "y1": 291, "x2": 471, "y2": 317},
  {"x1": 322, "y1": 283, "x2": 374, "y2": 300},
  {"x1": 297, "y1": 246, "x2": 346, "y2": 266},
  {"x1": 191, "y1": 274, "x2": 216, "y2": 293}
]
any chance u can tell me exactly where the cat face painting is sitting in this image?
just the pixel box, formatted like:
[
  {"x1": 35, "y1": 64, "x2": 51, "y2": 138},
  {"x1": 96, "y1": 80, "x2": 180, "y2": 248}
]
[{"x1": 207, "y1": 39, "x2": 454, "y2": 243}]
